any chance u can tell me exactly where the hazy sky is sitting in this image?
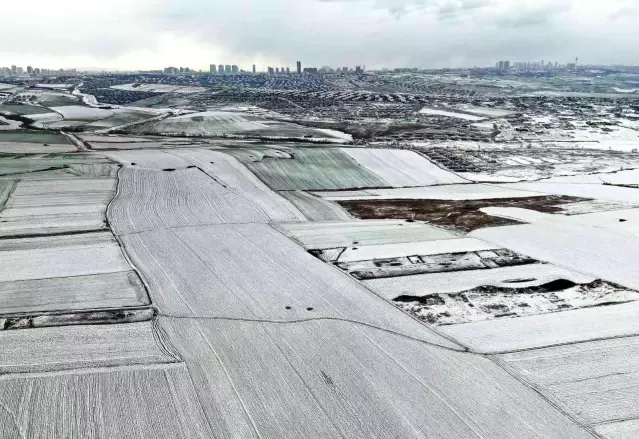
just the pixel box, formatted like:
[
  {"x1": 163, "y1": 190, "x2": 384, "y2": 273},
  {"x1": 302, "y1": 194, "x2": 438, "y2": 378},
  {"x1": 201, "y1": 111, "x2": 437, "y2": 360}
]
[{"x1": 1, "y1": 0, "x2": 637, "y2": 71}]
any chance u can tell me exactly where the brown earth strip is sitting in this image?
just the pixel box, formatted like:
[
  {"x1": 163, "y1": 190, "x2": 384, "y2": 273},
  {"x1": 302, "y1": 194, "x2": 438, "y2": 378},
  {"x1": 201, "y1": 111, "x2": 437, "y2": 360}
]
[{"x1": 338, "y1": 195, "x2": 591, "y2": 231}]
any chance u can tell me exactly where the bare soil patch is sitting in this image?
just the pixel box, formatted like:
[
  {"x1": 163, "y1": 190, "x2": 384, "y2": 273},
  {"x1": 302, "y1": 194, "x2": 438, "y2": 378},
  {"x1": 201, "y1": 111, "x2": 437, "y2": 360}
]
[{"x1": 338, "y1": 195, "x2": 591, "y2": 231}]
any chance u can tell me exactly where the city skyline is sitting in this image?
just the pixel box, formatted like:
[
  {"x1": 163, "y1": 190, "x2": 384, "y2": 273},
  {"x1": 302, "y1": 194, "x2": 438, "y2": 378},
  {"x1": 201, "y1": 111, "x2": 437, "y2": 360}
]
[{"x1": 1, "y1": 0, "x2": 638, "y2": 71}]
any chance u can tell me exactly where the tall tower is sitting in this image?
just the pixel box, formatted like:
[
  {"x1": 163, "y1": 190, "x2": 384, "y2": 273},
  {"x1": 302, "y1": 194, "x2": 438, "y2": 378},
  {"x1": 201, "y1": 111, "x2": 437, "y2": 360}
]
[
  {"x1": 296, "y1": 61, "x2": 302, "y2": 74},
  {"x1": 252, "y1": 64, "x2": 256, "y2": 74}
]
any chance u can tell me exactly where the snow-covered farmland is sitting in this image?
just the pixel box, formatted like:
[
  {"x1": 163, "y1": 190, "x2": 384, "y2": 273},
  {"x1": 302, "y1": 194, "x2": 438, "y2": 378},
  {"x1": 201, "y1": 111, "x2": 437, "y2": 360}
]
[
  {"x1": 275, "y1": 220, "x2": 459, "y2": 249},
  {"x1": 313, "y1": 183, "x2": 542, "y2": 201},
  {"x1": 160, "y1": 316, "x2": 593, "y2": 439},
  {"x1": 111, "y1": 83, "x2": 207, "y2": 93},
  {"x1": 50, "y1": 105, "x2": 115, "y2": 120},
  {"x1": 342, "y1": 148, "x2": 466, "y2": 186},
  {"x1": 443, "y1": 300, "x2": 639, "y2": 353},
  {"x1": 0, "y1": 178, "x2": 115, "y2": 236},
  {"x1": 472, "y1": 222, "x2": 639, "y2": 290},
  {"x1": 498, "y1": 336, "x2": 639, "y2": 429},
  {"x1": 109, "y1": 165, "x2": 305, "y2": 235},
  {"x1": 419, "y1": 107, "x2": 484, "y2": 120},
  {"x1": 365, "y1": 263, "x2": 593, "y2": 298},
  {"x1": 337, "y1": 238, "x2": 500, "y2": 263},
  {"x1": 278, "y1": 190, "x2": 353, "y2": 221},
  {"x1": 245, "y1": 148, "x2": 389, "y2": 191}
]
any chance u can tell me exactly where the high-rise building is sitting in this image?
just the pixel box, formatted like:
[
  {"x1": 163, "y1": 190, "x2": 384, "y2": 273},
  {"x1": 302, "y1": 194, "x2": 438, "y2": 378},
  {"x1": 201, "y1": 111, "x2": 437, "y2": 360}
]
[
  {"x1": 268, "y1": 67, "x2": 274, "y2": 75},
  {"x1": 210, "y1": 64, "x2": 217, "y2": 74},
  {"x1": 252, "y1": 64, "x2": 256, "y2": 74},
  {"x1": 498, "y1": 61, "x2": 504, "y2": 70},
  {"x1": 218, "y1": 64, "x2": 224, "y2": 74},
  {"x1": 231, "y1": 65, "x2": 239, "y2": 73},
  {"x1": 303, "y1": 67, "x2": 318, "y2": 74},
  {"x1": 27, "y1": 66, "x2": 33, "y2": 75},
  {"x1": 11, "y1": 65, "x2": 17, "y2": 75},
  {"x1": 275, "y1": 68, "x2": 279, "y2": 74},
  {"x1": 355, "y1": 66, "x2": 363, "y2": 73},
  {"x1": 286, "y1": 67, "x2": 290, "y2": 74},
  {"x1": 225, "y1": 65, "x2": 232, "y2": 74},
  {"x1": 296, "y1": 61, "x2": 302, "y2": 74},
  {"x1": 503, "y1": 61, "x2": 510, "y2": 70}
]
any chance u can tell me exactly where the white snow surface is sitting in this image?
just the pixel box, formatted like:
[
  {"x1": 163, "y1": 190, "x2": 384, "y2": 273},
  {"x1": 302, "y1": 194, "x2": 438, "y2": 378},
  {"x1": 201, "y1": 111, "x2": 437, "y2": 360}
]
[
  {"x1": 275, "y1": 220, "x2": 459, "y2": 249},
  {"x1": 50, "y1": 106, "x2": 115, "y2": 120},
  {"x1": 342, "y1": 148, "x2": 466, "y2": 187},
  {"x1": 472, "y1": 221, "x2": 639, "y2": 291},
  {"x1": 338, "y1": 238, "x2": 500, "y2": 263},
  {"x1": 492, "y1": 182, "x2": 639, "y2": 203},
  {"x1": 444, "y1": 301, "x2": 639, "y2": 353},
  {"x1": 419, "y1": 108, "x2": 484, "y2": 120},
  {"x1": 314, "y1": 183, "x2": 541, "y2": 201},
  {"x1": 365, "y1": 263, "x2": 593, "y2": 298},
  {"x1": 111, "y1": 83, "x2": 207, "y2": 93}
]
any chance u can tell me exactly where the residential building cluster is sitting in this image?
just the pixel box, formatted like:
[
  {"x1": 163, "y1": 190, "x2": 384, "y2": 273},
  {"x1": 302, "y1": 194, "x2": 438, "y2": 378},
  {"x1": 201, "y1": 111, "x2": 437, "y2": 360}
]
[
  {"x1": 495, "y1": 58, "x2": 580, "y2": 71},
  {"x1": 0, "y1": 66, "x2": 76, "y2": 77}
]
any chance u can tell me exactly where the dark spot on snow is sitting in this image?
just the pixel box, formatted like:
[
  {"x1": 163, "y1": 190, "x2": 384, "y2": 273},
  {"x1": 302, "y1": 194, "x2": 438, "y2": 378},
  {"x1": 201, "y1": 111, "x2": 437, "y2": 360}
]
[
  {"x1": 162, "y1": 168, "x2": 176, "y2": 172},
  {"x1": 285, "y1": 306, "x2": 292, "y2": 310},
  {"x1": 130, "y1": 162, "x2": 137, "y2": 166},
  {"x1": 307, "y1": 307, "x2": 314, "y2": 311},
  {"x1": 187, "y1": 165, "x2": 196, "y2": 169},
  {"x1": 620, "y1": 219, "x2": 627, "y2": 222},
  {"x1": 352, "y1": 247, "x2": 358, "y2": 250},
  {"x1": 353, "y1": 241, "x2": 359, "y2": 245},
  {"x1": 320, "y1": 371, "x2": 336, "y2": 389},
  {"x1": 503, "y1": 278, "x2": 537, "y2": 284}
]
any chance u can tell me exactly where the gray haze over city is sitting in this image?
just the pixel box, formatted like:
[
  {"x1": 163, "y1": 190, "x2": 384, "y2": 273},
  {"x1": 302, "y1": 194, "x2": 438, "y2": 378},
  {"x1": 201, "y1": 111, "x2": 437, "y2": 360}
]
[{"x1": 1, "y1": 0, "x2": 638, "y2": 70}]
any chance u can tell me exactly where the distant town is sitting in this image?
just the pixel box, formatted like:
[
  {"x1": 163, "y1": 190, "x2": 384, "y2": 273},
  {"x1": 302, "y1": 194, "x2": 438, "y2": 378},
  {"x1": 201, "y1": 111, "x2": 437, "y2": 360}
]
[{"x1": 4, "y1": 58, "x2": 639, "y2": 78}]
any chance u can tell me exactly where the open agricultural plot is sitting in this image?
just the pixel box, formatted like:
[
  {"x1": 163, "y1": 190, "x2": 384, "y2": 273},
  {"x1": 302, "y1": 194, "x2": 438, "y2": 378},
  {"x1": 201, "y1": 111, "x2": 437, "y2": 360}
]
[
  {"x1": 497, "y1": 336, "x2": 639, "y2": 431},
  {"x1": 4, "y1": 69, "x2": 639, "y2": 438},
  {"x1": 342, "y1": 148, "x2": 466, "y2": 186},
  {"x1": 275, "y1": 219, "x2": 459, "y2": 249},
  {"x1": 0, "y1": 177, "x2": 115, "y2": 236},
  {"x1": 0, "y1": 131, "x2": 71, "y2": 144},
  {"x1": 111, "y1": 83, "x2": 207, "y2": 93},
  {"x1": 419, "y1": 107, "x2": 485, "y2": 120},
  {"x1": 127, "y1": 110, "x2": 348, "y2": 140},
  {"x1": 245, "y1": 148, "x2": 389, "y2": 190},
  {"x1": 338, "y1": 194, "x2": 597, "y2": 231},
  {"x1": 0, "y1": 103, "x2": 54, "y2": 116},
  {"x1": 0, "y1": 153, "x2": 118, "y2": 180},
  {"x1": 0, "y1": 131, "x2": 76, "y2": 153}
]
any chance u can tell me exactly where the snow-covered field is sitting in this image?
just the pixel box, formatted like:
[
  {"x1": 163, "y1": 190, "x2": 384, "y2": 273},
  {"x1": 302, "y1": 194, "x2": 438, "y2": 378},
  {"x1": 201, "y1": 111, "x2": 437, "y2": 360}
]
[
  {"x1": 419, "y1": 107, "x2": 484, "y2": 120},
  {"x1": 342, "y1": 148, "x2": 466, "y2": 186},
  {"x1": 314, "y1": 183, "x2": 542, "y2": 201},
  {"x1": 50, "y1": 105, "x2": 115, "y2": 120},
  {"x1": 443, "y1": 300, "x2": 639, "y2": 353},
  {"x1": 275, "y1": 220, "x2": 458, "y2": 249},
  {"x1": 111, "y1": 83, "x2": 207, "y2": 93}
]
